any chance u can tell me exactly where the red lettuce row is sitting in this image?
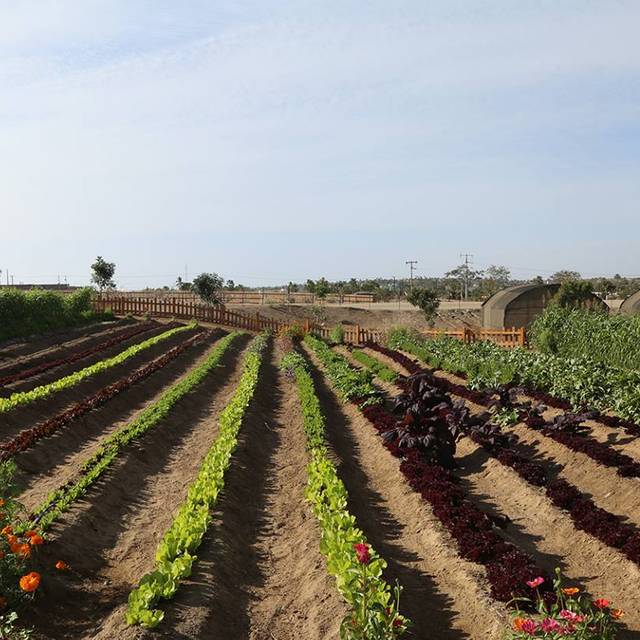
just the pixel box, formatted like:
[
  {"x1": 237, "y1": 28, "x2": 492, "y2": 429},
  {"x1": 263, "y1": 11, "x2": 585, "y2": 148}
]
[
  {"x1": 367, "y1": 343, "x2": 640, "y2": 567},
  {"x1": 356, "y1": 401, "x2": 551, "y2": 604},
  {"x1": 0, "y1": 328, "x2": 211, "y2": 461},
  {"x1": 0, "y1": 321, "x2": 163, "y2": 388},
  {"x1": 367, "y1": 343, "x2": 640, "y2": 478}
]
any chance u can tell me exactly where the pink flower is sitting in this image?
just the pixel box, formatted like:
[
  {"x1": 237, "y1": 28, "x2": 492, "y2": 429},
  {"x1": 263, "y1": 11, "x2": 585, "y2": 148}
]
[
  {"x1": 559, "y1": 609, "x2": 584, "y2": 623},
  {"x1": 520, "y1": 619, "x2": 538, "y2": 635},
  {"x1": 526, "y1": 576, "x2": 545, "y2": 589},
  {"x1": 354, "y1": 543, "x2": 371, "y2": 565},
  {"x1": 541, "y1": 618, "x2": 561, "y2": 633}
]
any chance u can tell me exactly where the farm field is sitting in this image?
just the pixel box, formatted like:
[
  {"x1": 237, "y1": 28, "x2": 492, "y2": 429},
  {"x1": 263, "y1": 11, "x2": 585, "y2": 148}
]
[{"x1": 0, "y1": 318, "x2": 637, "y2": 639}]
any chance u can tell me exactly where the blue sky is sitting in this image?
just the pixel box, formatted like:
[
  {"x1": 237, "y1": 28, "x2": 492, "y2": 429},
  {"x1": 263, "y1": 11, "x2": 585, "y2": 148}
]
[{"x1": 1, "y1": 1, "x2": 639, "y2": 288}]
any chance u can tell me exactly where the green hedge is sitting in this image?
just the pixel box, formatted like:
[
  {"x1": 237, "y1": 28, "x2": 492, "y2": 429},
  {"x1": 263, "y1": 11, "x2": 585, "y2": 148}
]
[{"x1": 0, "y1": 288, "x2": 111, "y2": 342}]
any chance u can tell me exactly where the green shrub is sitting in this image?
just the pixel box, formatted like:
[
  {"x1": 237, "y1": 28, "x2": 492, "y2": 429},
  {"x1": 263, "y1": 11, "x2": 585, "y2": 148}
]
[
  {"x1": 0, "y1": 288, "x2": 107, "y2": 343},
  {"x1": 329, "y1": 324, "x2": 345, "y2": 344}
]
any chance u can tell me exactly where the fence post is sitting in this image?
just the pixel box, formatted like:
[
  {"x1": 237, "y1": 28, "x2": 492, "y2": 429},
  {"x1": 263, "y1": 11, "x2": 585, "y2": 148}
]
[
  {"x1": 354, "y1": 323, "x2": 361, "y2": 345},
  {"x1": 303, "y1": 319, "x2": 311, "y2": 335}
]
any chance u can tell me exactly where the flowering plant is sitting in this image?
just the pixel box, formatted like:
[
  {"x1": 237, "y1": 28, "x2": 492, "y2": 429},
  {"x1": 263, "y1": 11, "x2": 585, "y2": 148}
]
[{"x1": 507, "y1": 568, "x2": 622, "y2": 639}]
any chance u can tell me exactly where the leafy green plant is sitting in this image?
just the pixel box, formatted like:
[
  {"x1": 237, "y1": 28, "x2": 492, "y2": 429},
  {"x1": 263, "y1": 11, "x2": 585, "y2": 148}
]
[
  {"x1": 0, "y1": 287, "x2": 109, "y2": 343},
  {"x1": 387, "y1": 327, "x2": 640, "y2": 424},
  {"x1": 280, "y1": 345, "x2": 408, "y2": 638},
  {"x1": 350, "y1": 349, "x2": 398, "y2": 383},
  {"x1": 303, "y1": 335, "x2": 381, "y2": 407},
  {"x1": 28, "y1": 332, "x2": 243, "y2": 532},
  {"x1": 329, "y1": 324, "x2": 345, "y2": 345},
  {"x1": 125, "y1": 332, "x2": 269, "y2": 628},
  {"x1": 0, "y1": 323, "x2": 194, "y2": 414},
  {"x1": 0, "y1": 612, "x2": 33, "y2": 640},
  {"x1": 531, "y1": 306, "x2": 640, "y2": 371}
]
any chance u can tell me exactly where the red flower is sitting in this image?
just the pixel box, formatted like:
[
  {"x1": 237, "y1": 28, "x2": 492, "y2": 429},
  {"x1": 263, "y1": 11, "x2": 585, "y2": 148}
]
[
  {"x1": 594, "y1": 598, "x2": 610, "y2": 609},
  {"x1": 354, "y1": 543, "x2": 371, "y2": 565}
]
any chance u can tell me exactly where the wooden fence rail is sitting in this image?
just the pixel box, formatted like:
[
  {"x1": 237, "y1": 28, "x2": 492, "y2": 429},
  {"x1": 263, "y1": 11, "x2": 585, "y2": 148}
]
[{"x1": 93, "y1": 296, "x2": 525, "y2": 348}]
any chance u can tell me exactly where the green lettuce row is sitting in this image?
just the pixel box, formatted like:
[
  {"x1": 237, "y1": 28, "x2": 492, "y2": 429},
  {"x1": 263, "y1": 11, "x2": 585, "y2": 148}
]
[
  {"x1": 125, "y1": 331, "x2": 269, "y2": 628},
  {"x1": 350, "y1": 348, "x2": 399, "y2": 384},
  {"x1": 387, "y1": 327, "x2": 640, "y2": 424},
  {"x1": 280, "y1": 349, "x2": 408, "y2": 637},
  {"x1": 303, "y1": 335, "x2": 381, "y2": 407},
  {"x1": 29, "y1": 331, "x2": 243, "y2": 532},
  {"x1": 0, "y1": 322, "x2": 195, "y2": 414}
]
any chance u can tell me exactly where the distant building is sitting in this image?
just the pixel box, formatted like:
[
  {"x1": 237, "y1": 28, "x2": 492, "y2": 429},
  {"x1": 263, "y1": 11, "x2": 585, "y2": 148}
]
[
  {"x1": 481, "y1": 283, "x2": 606, "y2": 329},
  {"x1": 620, "y1": 291, "x2": 640, "y2": 315}
]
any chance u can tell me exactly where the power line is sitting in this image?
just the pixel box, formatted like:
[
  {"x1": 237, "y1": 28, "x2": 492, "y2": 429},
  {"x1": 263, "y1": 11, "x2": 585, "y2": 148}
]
[
  {"x1": 405, "y1": 260, "x2": 417, "y2": 291},
  {"x1": 459, "y1": 253, "x2": 474, "y2": 300}
]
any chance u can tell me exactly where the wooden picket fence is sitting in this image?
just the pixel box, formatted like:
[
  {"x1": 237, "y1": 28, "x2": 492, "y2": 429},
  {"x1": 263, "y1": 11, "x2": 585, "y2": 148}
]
[
  {"x1": 422, "y1": 327, "x2": 527, "y2": 348},
  {"x1": 93, "y1": 296, "x2": 525, "y2": 348}
]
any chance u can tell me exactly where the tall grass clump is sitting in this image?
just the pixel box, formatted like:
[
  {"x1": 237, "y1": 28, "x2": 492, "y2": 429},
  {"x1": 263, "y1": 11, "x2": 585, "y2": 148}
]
[
  {"x1": 0, "y1": 288, "x2": 112, "y2": 343},
  {"x1": 531, "y1": 306, "x2": 640, "y2": 372}
]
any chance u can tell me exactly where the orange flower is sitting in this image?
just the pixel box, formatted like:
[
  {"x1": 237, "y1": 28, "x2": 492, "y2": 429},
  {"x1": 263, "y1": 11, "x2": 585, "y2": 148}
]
[
  {"x1": 55, "y1": 560, "x2": 69, "y2": 571},
  {"x1": 0, "y1": 498, "x2": 6, "y2": 507},
  {"x1": 13, "y1": 543, "x2": 31, "y2": 558},
  {"x1": 24, "y1": 530, "x2": 37, "y2": 539},
  {"x1": 562, "y1": 587, "x2": 580, "y2": 596},
  {"x1": 611, "y1": 609, "x2": 624, "y2": 619},
  {"x1": 6, "y1": 535, "x2": 17, "y2": 547},
  {"x1": 19, "y1": 572, "x2": 40, "y2": 592},
  {"x1": 513, "y1": 617, "x2": 526, "y2": 631},
  {"x1": 1, "y1": 525, "x2": 13, "y2": 536},
  {"x1": 28, "y1": 535, "x2": 44, "y2": 546}
]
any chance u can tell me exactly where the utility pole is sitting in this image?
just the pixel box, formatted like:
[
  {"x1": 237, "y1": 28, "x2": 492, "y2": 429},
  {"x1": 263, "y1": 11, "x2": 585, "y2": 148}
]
[
  {"x1": 405, "y1": 260, "x2": 417, "y2": 292},
  {"x1": 459, "y1": 253, "x2": 474, "y2": 301}
]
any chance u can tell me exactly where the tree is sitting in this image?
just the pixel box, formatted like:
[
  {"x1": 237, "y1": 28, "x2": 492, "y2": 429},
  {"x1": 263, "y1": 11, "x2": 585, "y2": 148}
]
[
  {"x1": 225, "y1": 279, "x2": 235, "y2": 290},
  {"x1": 479, "y1": 265, "x2": 511, "y2": 298},
  {"x1": 552, "y1": 280, "x2": 596, "y2": 309},
  {"x1": 407, "y1": 288, "x2": 440, "y2": 325},
  {"x1": 91, "y1": 256, "x2": 116, "y2": 291},
  {"x1": 531, "y1": 275, "x2": 545, "y2": 285},
  {"x1": 314, "y1": 277, "x2": 330, "y2": 300},
  {"x1": 191, "y1": 272, "x2": 224, "y2": 305},
  {"x1": 445, "y1": 263, "x2": 483, "y2": 300},
  {"x1": 549, "y1": 270, "x2": 581, "y2": 284},
  {"x1": 175, "y1": 276, "x2": 192, "y2": 291},
  {"x1": 306, "y1": 279, "x2": 316, "y2": 293}
]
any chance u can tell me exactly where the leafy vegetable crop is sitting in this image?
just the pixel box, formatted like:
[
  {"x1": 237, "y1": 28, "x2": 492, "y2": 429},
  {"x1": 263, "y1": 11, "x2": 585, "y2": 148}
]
[
  {"x1": 125, "y1": 332, "x2": 268, "y2": 628},
  {"x1": 27, "y1": 331, "x2": 242, "y2": 532},
  {"x1": 0, "y1": 323, "x2": 194, "y2": 414},
  {"x1": 0, "y1": 321, "x2": 159, "y2": 388},
  {"x1": 0, "y1": 329, "x2": 211, "y2": 462},
  {"x1": 280, "y1": 348, "x2": 408, "y2": 638}
]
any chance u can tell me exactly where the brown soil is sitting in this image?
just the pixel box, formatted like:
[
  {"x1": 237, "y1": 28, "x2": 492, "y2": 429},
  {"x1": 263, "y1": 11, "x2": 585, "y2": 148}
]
[
  {"x1": 14, "y1": 330, "x2": 229, "y2": 508},
  {"x1": 229, "y1": 303, "x2": 481, "y2": 331},
  {"x1": 24, "y1": 334, "x2": 252, "y2": 639},
  {"x1": 0, "y1": 322, "x2": 176, "y2": 397},
  {"x1": 302, "y1": 343, "x2": 507, "y2": 640},
  {"x1": 455, "y1": 437, "x2": 640, "y2": 639},
  {"x1": 26, "y1": 338, "x2": 346, "y2": 640},
  {"x1": 371, "y1": 346, "x2": 640, "y2": 638},
  {"x1": 126, "y1": 340, "x2": 346, "y2": 640},
  {"x1": 0, "y1": 326, "x2": 201, "y2": 441},
  {"x1": 0, "y1": 319, "x2": 131, "y2": 370}
]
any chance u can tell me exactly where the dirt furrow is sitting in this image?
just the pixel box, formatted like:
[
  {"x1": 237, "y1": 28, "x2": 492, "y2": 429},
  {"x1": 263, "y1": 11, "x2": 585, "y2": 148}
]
[
  {"x1": 303, "y1": 343, "x2": 506, "y2": 640},
  {"x1": 0, "y1": 322, "x2": 172, "y2": 397},
  {"x1": 94, "y1": 340, "x2": 348, "y2": 640},
  {"x1": 455, "y1": 437, "x2": 640, "y2": 639},
  {"x1": 0, "y1": 319, "x2": 129, "y2": 370},
  {"x1": 0, "y1": 325, "x2": 200, "y2": 439},
  {"x1": 15, "y1": 330, "x2": 229, "y2": 508},
  {"x1": 25, "y1": 334, "x2": 252, "y2": 640},
  {"x1": 370, "y1": 348, "x2": 640, "y2": 530}
]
